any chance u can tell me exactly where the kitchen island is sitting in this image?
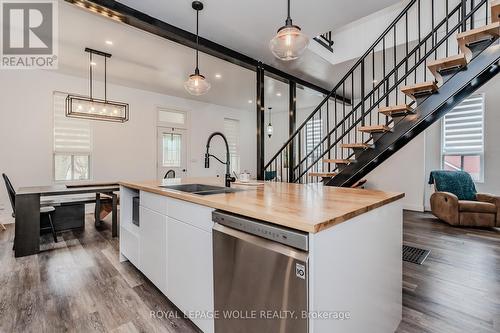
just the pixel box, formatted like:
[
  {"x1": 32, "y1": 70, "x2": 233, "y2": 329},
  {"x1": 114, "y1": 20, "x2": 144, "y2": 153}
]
[{"x1": 119, "y1": 178, "x2": 404, "y2": 333}]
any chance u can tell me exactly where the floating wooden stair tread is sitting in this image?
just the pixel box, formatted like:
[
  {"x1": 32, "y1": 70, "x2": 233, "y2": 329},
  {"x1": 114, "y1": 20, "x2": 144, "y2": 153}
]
[
  {"x1": 323, "y1": 159, "x2": 354, "y2": 164},
  {"x1": 309, "y1": 172, "x2": 337, "y2": 178},
  {"x1": 493, "y1": 0, "x2": 500, "y2": 23},
  {"x1": 341, "y1": 143, "x2": 371, "y2": 149},
  {"x1": 401, "y1": 81, "x2": 438, "y2": 100},
  {"x1": 457, "y1": 22, "x2": 500, "y2": 59},
  {"x1": 427, "y1": 54, "x2": 467, "y2": 74},
  {"x1": 457, "y1": 21, "x2": 500, "y2": 44},
  {"x1": 358, "y1": 125, "x2": 391, "y2": 133},
  {"x1": 379, "y1": 104, "x2": 414, "y2": 116}
]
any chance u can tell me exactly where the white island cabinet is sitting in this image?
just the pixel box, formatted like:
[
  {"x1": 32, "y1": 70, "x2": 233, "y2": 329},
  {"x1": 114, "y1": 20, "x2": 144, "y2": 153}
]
[
  {"x1": 120, "y1": 187, "x2": 215, "y2": 333},
  {"x1": 120, "y1": 180, "x2": 404, "y2": 333},
  {"x1": 139, "y1": 205, "x2": 167, "y2": 293}
]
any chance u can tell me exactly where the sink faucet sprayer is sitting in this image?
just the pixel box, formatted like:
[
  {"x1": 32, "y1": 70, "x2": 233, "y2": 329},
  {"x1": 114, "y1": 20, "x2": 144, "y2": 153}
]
[{"x1": 204, "y1": 132, "x2": 236, "y2": 187}]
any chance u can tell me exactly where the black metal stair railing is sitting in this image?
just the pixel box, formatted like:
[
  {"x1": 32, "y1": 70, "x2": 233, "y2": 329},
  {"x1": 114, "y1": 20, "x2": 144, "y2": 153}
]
[
  {"x1": 295, "y1": 0, "x2": 490, "y2": 183},
  {"x1": 263, "y1": 0, "x2": 491, "y2": 184},
  {"x1": 314, "y1": 31, "x2": 334, "y2": 52}
]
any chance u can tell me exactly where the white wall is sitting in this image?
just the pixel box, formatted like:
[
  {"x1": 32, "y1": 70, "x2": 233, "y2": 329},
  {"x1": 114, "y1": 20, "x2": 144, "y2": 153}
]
[
  {"x1": 364, "y1": 133, "x2": 427, "y2": 211},
  {"x1": 424, "y1": 121, "x2": 442, "y2": 211},
  {"x1": 0, "y1": 70, "x2": 256, "y2": 220}
]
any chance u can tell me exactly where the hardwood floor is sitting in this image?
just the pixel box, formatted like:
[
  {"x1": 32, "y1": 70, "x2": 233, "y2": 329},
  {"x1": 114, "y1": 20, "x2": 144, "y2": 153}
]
[
  {"x1": 396, "y1": 211, "x2": 500, "y2": 333},
  {"x1": 0, "y1": 216, "x2": 201, "y2": 333},
  {"x1": 0, "y1": 211, "x2": 498, "y2": 332}
]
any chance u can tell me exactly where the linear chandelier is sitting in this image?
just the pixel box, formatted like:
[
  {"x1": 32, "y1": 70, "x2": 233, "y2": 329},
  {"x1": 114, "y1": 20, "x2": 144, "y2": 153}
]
[{"x1": 66, "y1": 48, "x2": 129, "y2": 122}]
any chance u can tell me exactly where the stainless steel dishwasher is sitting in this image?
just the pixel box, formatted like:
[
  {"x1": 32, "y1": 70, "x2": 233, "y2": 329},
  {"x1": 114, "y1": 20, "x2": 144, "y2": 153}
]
[{"x1": 212, "y1": 210, "x2": 309, "y2": 333}]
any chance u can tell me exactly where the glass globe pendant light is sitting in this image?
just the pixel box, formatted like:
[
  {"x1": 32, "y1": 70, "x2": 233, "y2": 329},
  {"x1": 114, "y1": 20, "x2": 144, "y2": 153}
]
[
  {"x1": 270, "y1": 0, "x2": 310, "y2": 61},
  {"x1": 184, "y1": 1, "x2": 211, "y2": 95}
]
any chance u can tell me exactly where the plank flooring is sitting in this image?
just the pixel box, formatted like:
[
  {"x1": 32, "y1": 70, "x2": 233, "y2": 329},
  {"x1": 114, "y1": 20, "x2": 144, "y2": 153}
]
[
  {"x1": 0, "y1": 211, "x2": 499, "y2": 332},
  {"x1": 396, "y1": 211, "x2": 500, "y2": 333},
  {"x1": 0, "y1": 216, "x2": 201, "y2": 333}
]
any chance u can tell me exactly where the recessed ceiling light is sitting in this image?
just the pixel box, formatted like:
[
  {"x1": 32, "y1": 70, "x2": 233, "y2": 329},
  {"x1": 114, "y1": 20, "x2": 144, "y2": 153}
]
[
  {"x1": 105, "y1": 40, "x2": 113, "y2": 45},
  {"x1": 276, "y1": 92, "x2": 282, "y2": 97},
  {"x1": 248, "y1": 100, "x2": 253, "y2": 104},
  {"x1": 215, "y1": 73, "x2": 222, "y2": 79},
  {"x1": 90, "y1": 61, "x2": 97, "y2": 66}
]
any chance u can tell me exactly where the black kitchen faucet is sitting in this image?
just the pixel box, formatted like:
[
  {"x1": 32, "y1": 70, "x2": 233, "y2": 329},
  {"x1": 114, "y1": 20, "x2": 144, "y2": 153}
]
[{"x1": 204, "y1": 132, "x2": 236, "y2": 187}]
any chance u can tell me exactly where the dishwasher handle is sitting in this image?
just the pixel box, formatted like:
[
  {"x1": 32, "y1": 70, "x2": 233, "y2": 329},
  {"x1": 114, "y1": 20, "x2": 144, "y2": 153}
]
[
  {"x1": 213, "y1": 223, "x2": 308, "y2": 262},
  {"x1": 212, "y1": 210, "x2": 309, "y2": 251}
]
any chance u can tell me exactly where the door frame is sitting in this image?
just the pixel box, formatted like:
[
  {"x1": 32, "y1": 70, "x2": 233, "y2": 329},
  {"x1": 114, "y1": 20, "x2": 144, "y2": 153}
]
[{"x1": 155, "y1": 107, "x2": 191, "y2": 179}]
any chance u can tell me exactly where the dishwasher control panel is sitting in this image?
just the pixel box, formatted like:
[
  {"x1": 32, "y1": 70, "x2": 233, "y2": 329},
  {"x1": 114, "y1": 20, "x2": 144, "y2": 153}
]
[{"x1": 212, "y1": 210, "x2": 309, "y2": 251}]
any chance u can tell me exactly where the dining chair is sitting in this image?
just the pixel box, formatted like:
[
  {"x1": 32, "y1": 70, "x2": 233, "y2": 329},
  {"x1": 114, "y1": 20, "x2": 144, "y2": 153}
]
[{"x1": 2, "y1": 173, "x2": 58, "y2": 244}]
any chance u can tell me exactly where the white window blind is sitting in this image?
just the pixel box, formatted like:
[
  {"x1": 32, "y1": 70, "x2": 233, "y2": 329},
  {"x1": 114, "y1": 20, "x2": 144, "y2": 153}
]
[
  {"x1": 53, "y1": 92, "x2": 92, "y2": 181},
  {"x1": 224, "y1": 118, "x2": 240, "y2": 173},
  {"x1": 305, "y1": 119, "x2": 322, "y2": 153},
  {"x1": 442, "y1": 94, "x2": 484, "y2": 155},
  {"x1": 158, "y1": 108, "x2": 187, "y2": 128},
  {"x1": 305, "y1": 118, "x2": 323, "y2": 169},
  {"x1": 441, "y1": 94, "x2": 485, "y2": 182},
  {"x1": 54, "y1": 92, "x2": 92, "y2": 154}
]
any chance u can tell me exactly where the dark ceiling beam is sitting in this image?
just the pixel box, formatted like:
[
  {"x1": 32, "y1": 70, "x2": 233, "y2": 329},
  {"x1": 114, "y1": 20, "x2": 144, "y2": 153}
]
[{"x1": 64, "y1": 0, "x2": 351, "y2": 104}]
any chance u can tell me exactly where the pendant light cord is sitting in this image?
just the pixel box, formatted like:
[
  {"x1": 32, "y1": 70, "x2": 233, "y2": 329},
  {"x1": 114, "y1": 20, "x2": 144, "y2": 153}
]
[
  {"x1": 286, "y1": 0, "x2": 292, "y2": 25},
  {"x1": 88, "y1": 50, "x2": 109, "y2": 101},
  {"x1": 89, "y1": 52, "x2": 93, "y2": 100},
  {"x1": 195, "y1": 7, "x2": 199, "y2": 73},
  {"x1": 104, "y1": 56, "x2": 107, "y2": 102}
]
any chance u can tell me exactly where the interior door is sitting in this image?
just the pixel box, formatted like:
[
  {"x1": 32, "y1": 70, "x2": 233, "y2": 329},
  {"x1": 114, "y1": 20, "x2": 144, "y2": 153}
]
[{"x1": 157, "y1": 127, "x2": 188, "y2": 180}]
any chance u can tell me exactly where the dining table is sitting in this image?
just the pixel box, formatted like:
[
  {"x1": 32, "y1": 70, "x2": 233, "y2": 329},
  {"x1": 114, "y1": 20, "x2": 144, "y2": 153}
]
[{"x1": 14, "y1": 182, "x2": 120, "y2": 257}]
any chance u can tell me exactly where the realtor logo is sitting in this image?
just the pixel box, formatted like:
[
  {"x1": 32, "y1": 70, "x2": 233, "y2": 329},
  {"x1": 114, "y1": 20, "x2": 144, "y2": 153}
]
[{"x1": 1, "y1": 0, "x2": 58, "y2": 69}]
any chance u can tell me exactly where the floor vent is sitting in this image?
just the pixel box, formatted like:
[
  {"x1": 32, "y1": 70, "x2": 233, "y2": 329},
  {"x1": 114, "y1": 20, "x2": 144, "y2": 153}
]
[{"x1": 403, "y1": 245, "x2": 430, "y2": 265}]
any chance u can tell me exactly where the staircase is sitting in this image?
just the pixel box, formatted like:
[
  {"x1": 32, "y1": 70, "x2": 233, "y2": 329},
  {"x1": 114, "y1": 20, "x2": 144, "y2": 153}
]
[{"x1": 264, "y1": 0, "x2": 500, "y2": 187}]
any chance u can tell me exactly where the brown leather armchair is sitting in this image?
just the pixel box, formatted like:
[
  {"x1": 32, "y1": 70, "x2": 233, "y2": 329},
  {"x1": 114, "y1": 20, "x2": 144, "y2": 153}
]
[{"x1": 431, "y1": 192, "x2": 500, "y2": 227}]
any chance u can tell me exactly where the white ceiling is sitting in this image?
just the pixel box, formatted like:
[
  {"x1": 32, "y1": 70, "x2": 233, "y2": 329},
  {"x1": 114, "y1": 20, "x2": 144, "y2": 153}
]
[
  {"x1": 57, "y1": 1, "x2": 335, "y2": 111},
  {"x1": 58, "y1": 2, "x2": 256, "y2": 110},
  {"x1": 116, "y1": 0, "x2": 402, "y2": 87}
]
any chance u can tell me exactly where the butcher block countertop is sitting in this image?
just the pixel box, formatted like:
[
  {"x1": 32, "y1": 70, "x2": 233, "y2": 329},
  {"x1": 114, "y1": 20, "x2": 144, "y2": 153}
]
[{"x1": 119, "y1": 178, "x2": 404, "y2": 233}]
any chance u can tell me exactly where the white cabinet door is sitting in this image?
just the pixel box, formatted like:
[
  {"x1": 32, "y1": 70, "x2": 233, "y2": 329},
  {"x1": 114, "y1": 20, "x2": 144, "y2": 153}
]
[
  {"x1": 139, "y1": 206, "x2": 167, "y2": 294},
  {"x1": 120, "y1": 226, "x2": 140, "y2": 267},
  {"x1": 167, "y1": 217, "x2": 214, "y2": 333}
]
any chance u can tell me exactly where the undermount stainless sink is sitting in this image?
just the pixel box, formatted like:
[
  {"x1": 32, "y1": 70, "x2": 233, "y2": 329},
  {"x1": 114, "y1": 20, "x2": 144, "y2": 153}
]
[
  {"x1": 159, "y1": 183, "x2": 244, "y2": 195},
  {"x1": 194, "y1": 188, "x2": 244, "y2": 195}
]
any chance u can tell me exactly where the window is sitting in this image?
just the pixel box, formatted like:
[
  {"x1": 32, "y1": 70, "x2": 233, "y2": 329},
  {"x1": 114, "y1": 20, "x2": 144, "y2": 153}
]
[
  {"x1": 162, "y1": 133, "x2": 182, "y2": 167},
  {"x1": 158, "y1": 108, "x2": 187, "y2": 129},
  {"x1": 442, "y1": 94, "x2": 484, "y2": 182},
  {"x1": 53, "y1": 92, "x2": 92, "y2": 181},
  {"x1": 305, "y1": 118, "x2": 323, "y2": 169},
  {"x1": 224, "y1": 118, "x2": 240, "y2": 174}
]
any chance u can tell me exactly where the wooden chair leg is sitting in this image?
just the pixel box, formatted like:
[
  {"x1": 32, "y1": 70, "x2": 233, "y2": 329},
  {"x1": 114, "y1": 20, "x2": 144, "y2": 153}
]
[{"x1": 47, "y1": 214, "x2": 57, "y2": 243}]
